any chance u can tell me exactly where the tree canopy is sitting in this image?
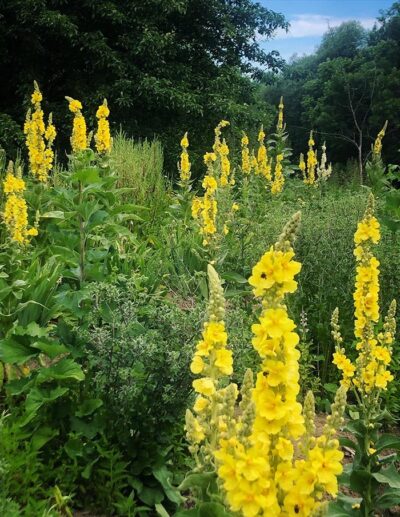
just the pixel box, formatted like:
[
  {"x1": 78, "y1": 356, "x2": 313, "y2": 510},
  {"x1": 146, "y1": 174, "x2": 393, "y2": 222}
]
[
  {"x1": 0, "y1": 0, "x2": 287, "y2": 172},
  {"x1": 263, "y1": 4, "x2": 400, "y2": 180}
]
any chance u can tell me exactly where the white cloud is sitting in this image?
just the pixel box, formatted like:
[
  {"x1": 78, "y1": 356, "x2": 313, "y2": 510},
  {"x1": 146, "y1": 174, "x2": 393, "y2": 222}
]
[{"x1": 271, "y1": 14, "x2": 377, "y2": 40}]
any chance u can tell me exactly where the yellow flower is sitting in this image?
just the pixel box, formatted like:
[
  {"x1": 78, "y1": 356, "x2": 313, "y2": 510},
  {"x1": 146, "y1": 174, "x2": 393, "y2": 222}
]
[
  {"x1": 192, "y1": 377, "x2": 215, "y2": 396},
  {"x1": 202, "y1": 175, "x2": 217, "y2": 193},
  {"x1": 309, "y1": 447, "x2": 343, "y2": 495},
  {"x1": 25, "y1": 83, "x2": 56, "y2": 182},
  {"x1": 259, "y1": 308, "x2": 295, "y2": 339},
  {"x1": 190, "y1": 355, "x2": 205, "y2": 374},
  {"x1": 95, "y1": 99, "x2": 112, "y2": 153},
  {"x1": 68, "y1": 99, "x2": 83, "y2": 113},
  {"x1": 193, "y1": 396, "x2": 209, "y2": 413},
  {"x1": 215, "y1": 349, "x2": 233, "y2": 375}
]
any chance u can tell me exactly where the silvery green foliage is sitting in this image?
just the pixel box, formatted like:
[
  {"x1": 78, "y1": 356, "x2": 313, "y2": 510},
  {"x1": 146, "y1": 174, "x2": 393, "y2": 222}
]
[{"x1": 80, "y1": 276, "x2": 205, "y2": 446}]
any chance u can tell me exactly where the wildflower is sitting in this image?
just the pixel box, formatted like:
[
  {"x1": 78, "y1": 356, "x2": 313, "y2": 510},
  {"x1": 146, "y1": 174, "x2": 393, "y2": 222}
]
[
  {"x1": 2, "y1": 162, "x2": 38, "y2": 244},
  {"x1": 241, "y1": 132, "x2": 251, "y2": 175},
  {"x1": 277, "y1": 96, "x2": 284, "y2": 131},
  {"x1": 95, "y1": 99, "x2": 112, "y2": 154},
  {"x1": 373, "y1": 121, "x2": 388, "y2": 156},
  {"x1": 178, "y1": 131, "x2": 191, "y2": 182},
  {"x1": 66, "y1": 96, "x2": 87, "y2": 152},
  {"x1": 332, "y1": 194, "x2": 396, "y2": 396},
  {"x1": 304, "y1": 131, "x2": 317, "y2": 186},
  {"x1": 257, "y1": 126, "x2": 271, "y2": 181},
  {"x1": 215, "y1": 212, "x2": 345, "y2": 516},
  {"x1": 24, "y1": 81, "x2": 56, "y2": 182},
  {"x1": 185, "y1": 264, "x2": 233, "y2": 469},
  {"x1": 271, "y1": 153, "x2": 284, "y2": 194}
]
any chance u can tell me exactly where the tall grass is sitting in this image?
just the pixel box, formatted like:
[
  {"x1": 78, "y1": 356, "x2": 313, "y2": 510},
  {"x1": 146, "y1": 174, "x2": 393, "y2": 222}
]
[{"x1": 111, "y1": 132, "x2": 167, "y2": 209}]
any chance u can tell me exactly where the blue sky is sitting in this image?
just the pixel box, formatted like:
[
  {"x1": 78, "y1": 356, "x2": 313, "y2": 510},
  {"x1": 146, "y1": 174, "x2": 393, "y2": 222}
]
[{"x1": 259, "y1": 0, "x2": 394, "y2": 61}]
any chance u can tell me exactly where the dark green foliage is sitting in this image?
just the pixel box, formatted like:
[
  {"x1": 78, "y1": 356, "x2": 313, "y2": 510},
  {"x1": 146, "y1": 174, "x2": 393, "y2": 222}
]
[
  {"x1": 262, "y1": 4, "x2": 400, "y2": 176},
  {"x1": 0, "y1": 0, "x2": 287, "y2": 175},
  {"x1": 80, "y1": 276, "x2": 204, "y2": 448}
]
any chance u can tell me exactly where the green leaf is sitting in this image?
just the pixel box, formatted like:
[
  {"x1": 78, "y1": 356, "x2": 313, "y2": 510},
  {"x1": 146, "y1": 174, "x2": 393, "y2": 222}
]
[
  {"x1": 179, "y1": 472, "x2": 218, "y2": 502},
  {"x1": 0, "y1": 339, "x2": 37, "y2": 364},
  {"x1": 173, "y1": 510, "x2": 198, "y2": 517},
  {"x1": 75, "y1": 398, "x2": 103, "y2": 417},
  {"x1": 36, "y1": 358, "x2": 84, "y2": 383},
  {"x1": 373, "y1": 434, "x2": 400, "y2": 454},
  {"x1": 41, "y1": 211, "x2": 65, "y2": 219},
  {"x1": 323, "y1": 382, "x2": 338, "y2": 394},
  {"x1": 71, "y1": 167, "x2": 101, "y2": 184},
  {"x1": 6, "y1": 376, "x2": 35, "y2": 396},
  {"x1": 82, "y1": 457, "x2": 100, "y2": 479},
  {"x1": 153, "y1": 465, "x2": 182, "y2": 505},
  {"x1": 198, "y1": 502, "x2": 231, "y2": 517},
  {"x1": 31, "y1": 426, "x2": 59, "y2": 450},
  {"x1": 350, "y1": 468, "x2": 372, "y2": 493},
  {"x1": 15, "y1": 322, "x2": 49, "y2": 338},
  {"x1": 22, "y1": 386, "x2": 69, "y2": 425},
  {"x1": 31, "y1": 341, "x2": 69, "y2": 359},
  {"x1": 326, "y1": 501, "x2": 358, "y2": 517},
  {"x1": 139, "y1": 486, "x2": 164, "y2": 506},
  {"x1": 221, "y1": 271, "x2": 248, "y2": 284},
  {"x1": 372, "y1": 464, "x2": 400, "y2": 488},
  {"x1": 64, "y1": 437, "x2": 84, "y2": 460},
  {"x1": 376, "y1": 487, "x2": 400, "y2": 509},
  {"x1": 155, "y1": 503, "x2": 170, "y2": 517}
]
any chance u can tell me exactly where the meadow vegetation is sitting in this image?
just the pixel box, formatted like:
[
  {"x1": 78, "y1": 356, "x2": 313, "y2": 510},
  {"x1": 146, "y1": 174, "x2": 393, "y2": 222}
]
[{"x1": 0, "y1": 2, "x2": 400, "y2": 516}]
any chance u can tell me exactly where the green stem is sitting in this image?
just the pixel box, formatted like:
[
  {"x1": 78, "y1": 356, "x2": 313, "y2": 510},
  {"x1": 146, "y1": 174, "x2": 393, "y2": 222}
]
[{"x1": 78, "y1": 180, "x2": 85, "y2": 287}]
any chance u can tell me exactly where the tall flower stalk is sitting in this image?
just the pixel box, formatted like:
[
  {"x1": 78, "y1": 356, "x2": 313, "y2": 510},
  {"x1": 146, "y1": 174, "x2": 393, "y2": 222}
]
[
  {"x1": 178, "y1": 132, "x2": 191, "y2": 184},
  {"x1": 2, "y1": 161, "x2": 38, "y2": 244},
  {"x1": 331, "y1": 194, "x2": 397, "y2": 516},
  {"x1": 185, "y1": 264, "x2": 233, "y2": 470},
  {"x1": 66, "y1": 97, "x2": 88, "y2": 153},
  {"x1": 24, "y1": 82, "x2": 56, "y2": 183},
  {"x1": 95, "y1": 99, "x2": 112, "y2": 154},
  {"x1": 304, "y1": 131, "x2": 317, "y2": 186},
  {"x1": 214, "y1": 212, "x2": 346, "y2": 516}
]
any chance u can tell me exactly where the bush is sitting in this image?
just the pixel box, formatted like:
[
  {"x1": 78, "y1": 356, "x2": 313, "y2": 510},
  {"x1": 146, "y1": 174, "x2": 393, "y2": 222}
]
[{"x1": 80, "y1": 275, "x2": 205, "y2": 448}]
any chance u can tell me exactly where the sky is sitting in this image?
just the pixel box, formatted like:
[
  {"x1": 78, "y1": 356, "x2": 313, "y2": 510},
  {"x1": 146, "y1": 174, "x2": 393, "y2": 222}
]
[{"x1": 259, "y1": 0, "x2": 394, "y2": 61}]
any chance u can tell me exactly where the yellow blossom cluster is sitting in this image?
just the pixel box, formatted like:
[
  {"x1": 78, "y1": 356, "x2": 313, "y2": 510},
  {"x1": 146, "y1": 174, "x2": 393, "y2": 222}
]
[
  {"x1": 179, "y1": 132, "x2": 191, "y2": 182},
  {"x1": 212, "y1": 120, "x2": 233, "y2": 187},
  {"x1": 214, "y1": 212, "x2": 346, "y2": 517},
  {"x1": 192, "y1": 153, "x2": 218, "y2": 246},
  {"x1": 95, "y1": 99, "x2": 112, "y2": 154},
  {"x1": 66, "y1": 96, "x2": 88, "y2": 153},
  {"x1": 24, "y1": 82, "x2": 56, "y2": 182},
  {"x1": 185, "y1": 264, "x2": 234, "y2": 467},
  {"x1": 373, "y1": 121, "x2": 388, "y2": 156},
  {"x1": 271, "y1": 153, "x2": 284, "y2": 194},
  {"x1": 2, "y1": 162, "x2": 38, "y2": 244},
  {"x1": 304, "y1": 131, "x2": 317, "y2": 186},
  {"x1": 277, "y1": 96, "x2": 284, "y2": 131},
  {"x1": 256, "y1": 126, "x2": 272, "y2": 181},
  {"x1": 241, "y1": 133, "x2": 251, "y2": 175},
  {"x1": 332, "y1": 195, "x2": 395, "y2": 395},
  {"x1": 192, "y1": 123, "x2": 239, "y2": 245}
]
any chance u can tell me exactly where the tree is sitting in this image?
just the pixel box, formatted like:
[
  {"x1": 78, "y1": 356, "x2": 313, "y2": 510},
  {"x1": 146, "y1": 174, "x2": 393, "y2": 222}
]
[
  {"x1": 0, "y1": 0, "x2": 287, "y2": 174},
  {"x1": 262, "y1": 8, "x2": 400, "y2": 177}
]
